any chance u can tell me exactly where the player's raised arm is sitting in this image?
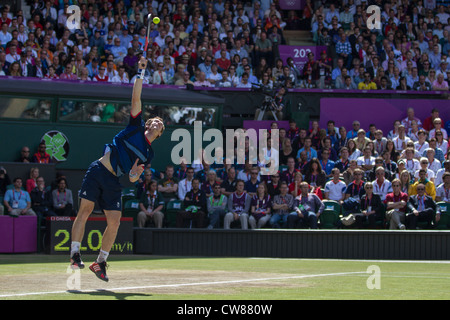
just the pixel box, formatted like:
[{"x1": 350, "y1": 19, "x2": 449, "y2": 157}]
[{"x1": 131, "y1": 56, "x2": 148, "y2": 117}]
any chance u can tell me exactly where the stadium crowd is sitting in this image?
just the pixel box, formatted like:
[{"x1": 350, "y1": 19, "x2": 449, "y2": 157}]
[
  {"x1": 0, "y1": 0, "x2": 449, "y2": 90},
  {"x1": 5, "y1": 106, "x2": 449, "y2": 231},
  {"x1": 130, "y1": 106, "x2": 450, "y2": 230}
]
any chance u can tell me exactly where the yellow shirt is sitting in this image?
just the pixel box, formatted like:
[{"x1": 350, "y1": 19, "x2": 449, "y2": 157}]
[
  {"x1": 358, "y1": 81, "x2": 377, "y2": 90},
  {"x1": 409, "y1": 180, "x2": 436, "y2": 200}
]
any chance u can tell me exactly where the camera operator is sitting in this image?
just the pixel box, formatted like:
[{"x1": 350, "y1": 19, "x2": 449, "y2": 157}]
[{"x1": 254, "y1": 86, "x2": 286, "y2": 121}]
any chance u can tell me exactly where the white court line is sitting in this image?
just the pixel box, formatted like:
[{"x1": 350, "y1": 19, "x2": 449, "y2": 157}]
[
  {"x1": 0, "y1": 271, "x2": 365, "y2": 299},
  {"x1": 250, "y1": 258, "x2": 450, "y2": 264}
]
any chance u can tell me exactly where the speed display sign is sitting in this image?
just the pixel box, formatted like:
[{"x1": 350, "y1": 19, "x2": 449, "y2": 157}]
[{"x1": 46, "y1": 217, "x2": 133, "y2": 254}]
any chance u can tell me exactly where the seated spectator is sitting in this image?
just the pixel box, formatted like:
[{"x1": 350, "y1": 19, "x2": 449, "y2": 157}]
[
  {"x1": 52, "y1": 177, "x2": 74, "y2": 216},
  {"x1": 201, "y1": 169, "x2": 221, "y2": 198},
  {"x1": 324, "y1": 168, "x2": 346, "y2": 202},
  {"x1": 373, "y1": 167, "x2": 393, "y2": 202},
  {"x1": 385, "y1": 179, "x2": 409, "y2": 230},
  {"x1": 26, "y1": 167, "x2": 39, "y2": 194},
  {"x1": 15, "y1": 146, "x2": 32, "y2": 163},
  {"x1": 3, "y1": 177, "x2": 36, "y2": 217},
  {"x1": 409, "y1": 169, "x2": 436, "y2": 200},
  {"x1": 177, "y1": 167, "x2": 195, "y2": 201},
  {"x1": 176, "y1": 178, "x2": 206, "y2": 228},
  {"x1": 436, "y1": 172, "x2": 450, "y2": 203},
  {"x1": 287, "y1": 181, "x2": 324, "y2": 229},
  {"x1": 357, "y1": 72, "x2": 377, "y2": 90},
  {"x1": 137, "y1": 180, "x2": 165, "y2": 228},
  {"x1": 354, "y1": 182, "x2": 384, "y2": 229},
  {"x1": 32, "y1": 142, "x2": 51, "y2": 164},
  {"x1": 269, "y1": 181, "x2": 294, "y2": 228},
  {"x1": 304, "y1": 158, "x2": 326, "y2": 190},
  {"x1": 432, "y1": 73, "x2": 449, "y2": 90},
  {"x1": 30, "y1": 176, "x2": 56, "y2": 219},
  {"x1": 406, "y1": 183, "x2": 436, "y2": 229},
  {"x1": 224, "y1": 179, "x2": 251, "y2": 229},
  {"x1": 158, "y1": 165, "x2": 179, "y2": 202},
  {"x1": 248, "y1": 182, "x2": 272, "y2": 229},
  {"x1": 206, "y1": 184, "x2": 228, "y2": 229}
]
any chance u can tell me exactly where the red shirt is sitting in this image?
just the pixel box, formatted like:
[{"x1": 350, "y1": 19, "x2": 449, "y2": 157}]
[{"x1": 384, "y1": 192, "x2": 408, "y2": 212}]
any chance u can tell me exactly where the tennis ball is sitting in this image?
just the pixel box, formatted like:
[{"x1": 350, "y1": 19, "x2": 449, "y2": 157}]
[{"x1": 153, "y1": 17, "x2": 160, "y2": 24}]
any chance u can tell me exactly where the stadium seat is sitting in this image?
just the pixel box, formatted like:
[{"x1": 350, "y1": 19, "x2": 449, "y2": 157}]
[
  {"x1": 123, "y1": 199, "x2": 140, "y2": 226},
  {"x1": 121, "y1": 187, "x2": 137, "y2": 208},
  {"x1": 436, "y1": 202, "x2": 450, "y2": 230},
  {"x1": 164, "y1": 199, "x2": 184, "y2": 228},
  {"x1": 320, "y1": 200, "x2": 341, "y2": 229}
]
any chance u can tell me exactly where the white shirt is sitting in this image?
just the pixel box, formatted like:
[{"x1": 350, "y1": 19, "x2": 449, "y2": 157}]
[
  {"x1": 372, "y1": 179, "x2": 393, "y2": 201},
  {"x1": 356, "y1": 155, "x2": 375, "y2": 167},
  {"x1": 428, "y1": 159, "x2": 443, "y2": 174},
  {"x1": 435, "y1": 168, "x2": 446, "y2": 187},
  {"x1": 405, "y1": 158, "x2": 420, "y2": 175},
  {"x1": 436, "y1": 140, "x2": 448, "y2": 155},
  {"x1": 414, "y1": 141, "x2": 429, "y2": 154},
  {"x1": 392, "y1": 136, "x2": 411, "y2": 151},
  {"x1": 177, "y1": 178, "x2": 193, "y2": 200},
  {"x1": 436, "y1": 183, "x2": 450, "y2": 202},
  {"x1": 414, "y1": 168, "x2": 435, "y2": 181},
  {"x1": 0, "y1": 31, "x2": 12, "y2": 46},
  {"x1": 324, "y1": 180, "x2": 346, "y2": 201},
  {"x1": 429, "y1": 128, "x2": 448, "y2": 140}
]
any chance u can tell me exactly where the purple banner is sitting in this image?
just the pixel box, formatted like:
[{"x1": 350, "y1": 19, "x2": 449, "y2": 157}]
[
  {"x1": 279, "y1": 0, "x2": 303, "y2": 10},
  {"x1": 278, "y1": 45, "x2": 327, "y2": 73},
  {"x1": 0, "y1": 216, "x2": 13, "y2": 253},
  {"x1": 319, "y1": 98, "x2": 450, "y2": 136}
]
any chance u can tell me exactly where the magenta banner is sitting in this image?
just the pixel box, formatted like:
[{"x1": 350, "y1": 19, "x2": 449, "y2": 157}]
[
  {"x1": 278, "y1": 45, "x2": 327, "y2": 73},
  {"x1": 319, "y1": 98, "x2": 450, "y2": 136}
]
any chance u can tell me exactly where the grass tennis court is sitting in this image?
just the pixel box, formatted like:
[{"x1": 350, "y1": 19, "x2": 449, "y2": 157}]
[{"x1": 0, "y1": 254, "x2": 449, "y2": 300}]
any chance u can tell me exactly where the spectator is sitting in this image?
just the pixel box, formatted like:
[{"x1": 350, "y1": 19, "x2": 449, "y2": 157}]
[
  {"x1": 137, "y1": 180, "x2": 165, "y2": 228},
  {"x1": 32, "y1": 142, "x2": 51, "y2": 164},
  {"x1": 30, "y1": 176, "x2": 56, "y2": 220},
  {"x1": 357, "y1": 72, "x2": 377, "y2": 90},
  {"x1": 324, "y1": 168, "x2": 346, "y2": 202},
  {"x1": 385, "y1": 178, "x2": 409, "y2": 230},
  {"x1": 26, "y1": 167, "x2": 39, "y2": 194},
  {"x1": 224, "y1": 179, "x2": 251, "y2": 229},
  {"x1": 432, "y1": 73, "x2": 449, "y2": 90},
  {"x1": 177, "y1": 166, "x2": 195, "y2": 201},
  {"x1": 406, "y1": 183, "x2": 436, "y2": 229},
  {"x1": 206, "y1": 184, "x2": 228, "y2": 229},
  {"x1": 158, "y1": 165, "x2": 179, "y2": 202},
  {"x1": 409, "y1": 169, "x2": 437, "y2": 200},
  {"x1": 52, "y1": 177, "x2": 74, "y2": 216},
  {"x1": 248, "y1": 182, "x2": 272, "y2": 229},
  {"x1": 269, "y1": 181, "x2": 294, "y2": 228},
  {"x1": 287, "y1": 181, "x2": 324, "y2": 229},
  {"x1": 176, "y1": 178, "x2": 206, "y2": 228},
  {"x1": 3, "y1": 177, "x2": 36, "y2": 217}
]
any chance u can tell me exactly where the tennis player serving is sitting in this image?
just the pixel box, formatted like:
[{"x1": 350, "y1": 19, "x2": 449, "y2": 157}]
[{"x1": 70, "y1": 57, "x2": 164, "y2": 282}]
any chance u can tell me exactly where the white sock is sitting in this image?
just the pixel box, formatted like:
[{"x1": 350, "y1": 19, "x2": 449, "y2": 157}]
[
  {"x1": 70, "y1": 241, "x2": 81, "y2": 257},
  {"x1": 97, "y1": 250, "x2": 109, "y2": 263}
]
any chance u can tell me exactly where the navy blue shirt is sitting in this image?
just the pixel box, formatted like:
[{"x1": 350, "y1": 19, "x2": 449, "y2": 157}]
[{"x1": 106, "y1": 112, "x2": 154, "y2": 177}]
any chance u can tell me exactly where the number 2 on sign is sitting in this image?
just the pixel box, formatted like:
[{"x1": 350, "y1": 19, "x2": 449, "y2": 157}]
[{"x1": 293, "y1": 48, "x2": 311, "y2": 58}]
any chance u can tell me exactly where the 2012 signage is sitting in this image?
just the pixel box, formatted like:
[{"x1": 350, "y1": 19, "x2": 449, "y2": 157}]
[{"x1": 47, "y1": 217, "x2": 133, "y2": 254}]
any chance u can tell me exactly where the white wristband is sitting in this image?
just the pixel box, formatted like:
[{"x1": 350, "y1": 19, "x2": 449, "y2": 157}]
[
  {"x1": 129, "y1": 171, "x2": 140, "y2": 179},
  {"x1": 137, "y1": 68, "x2": 145, "y2": 79}
]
